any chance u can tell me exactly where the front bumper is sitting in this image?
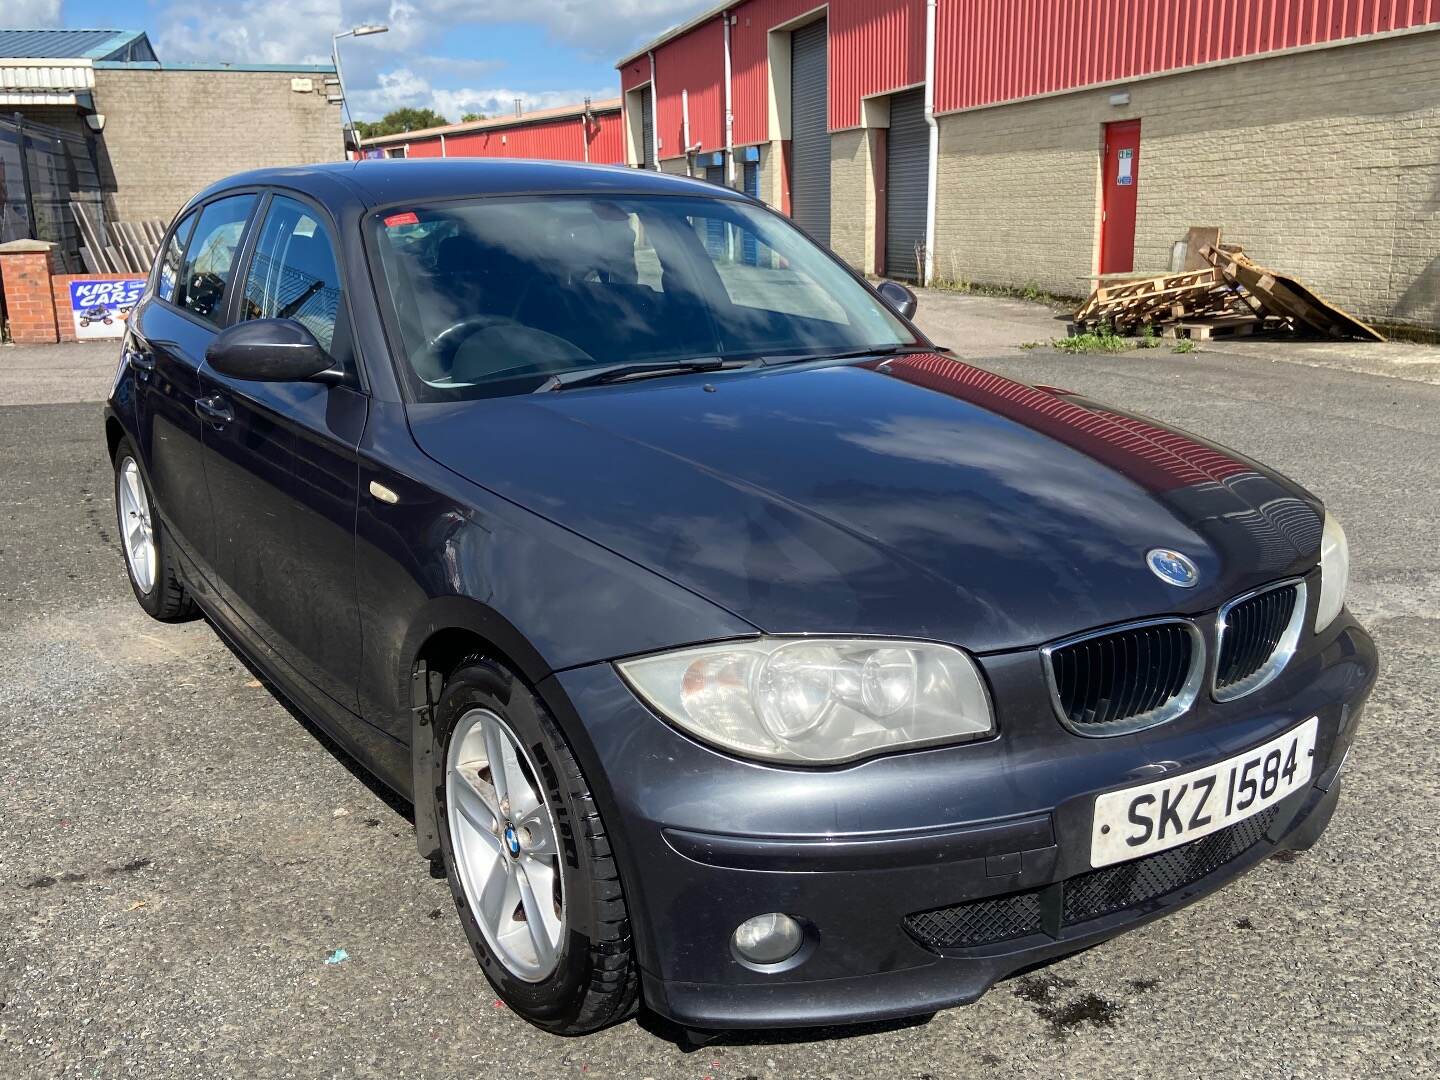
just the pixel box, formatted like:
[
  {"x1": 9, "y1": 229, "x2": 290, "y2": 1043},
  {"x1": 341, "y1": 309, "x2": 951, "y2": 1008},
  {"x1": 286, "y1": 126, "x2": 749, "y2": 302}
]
[{"x1": 543, "y1": 616, "x2": 1376, "y2": 1031}]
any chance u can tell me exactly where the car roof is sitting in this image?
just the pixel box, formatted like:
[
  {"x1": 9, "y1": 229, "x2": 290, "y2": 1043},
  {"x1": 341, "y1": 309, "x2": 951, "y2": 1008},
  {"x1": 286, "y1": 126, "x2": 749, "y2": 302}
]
[{"x1": 191, "y1": 159, "x2": 751, "y2": 212}]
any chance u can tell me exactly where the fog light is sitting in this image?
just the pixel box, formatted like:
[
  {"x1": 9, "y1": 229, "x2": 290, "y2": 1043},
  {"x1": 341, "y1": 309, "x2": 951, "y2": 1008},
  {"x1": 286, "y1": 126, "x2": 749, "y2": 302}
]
[{"x1": 731, "y1": 913, "x2": 804, "y2": 965}]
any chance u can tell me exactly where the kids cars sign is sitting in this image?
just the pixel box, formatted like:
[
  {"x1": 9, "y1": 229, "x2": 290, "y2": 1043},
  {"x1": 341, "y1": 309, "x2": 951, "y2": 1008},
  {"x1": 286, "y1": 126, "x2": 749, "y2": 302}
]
[{"x1": 69, "y1": 277, "x2": 145, "y2": 339}]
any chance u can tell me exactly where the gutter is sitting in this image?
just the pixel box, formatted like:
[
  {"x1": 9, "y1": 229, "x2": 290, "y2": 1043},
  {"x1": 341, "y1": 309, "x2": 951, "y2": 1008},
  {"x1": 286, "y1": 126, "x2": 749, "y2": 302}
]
[
  {"x1": 723, "y1": 10, "x2": 735, "y2": 186},
  {"x1": 923, "y1": 0, "x2": 938, "y2": 287}
]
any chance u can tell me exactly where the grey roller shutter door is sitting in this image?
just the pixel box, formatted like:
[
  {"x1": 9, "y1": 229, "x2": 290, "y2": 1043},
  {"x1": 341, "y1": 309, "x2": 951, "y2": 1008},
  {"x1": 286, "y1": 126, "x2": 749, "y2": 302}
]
[
  {"x1": 704, "y1": 165, "x2": 726, "y2": 186},
  {"x1": 641, "y1": 87, "x2": 655, "y2": 169},
  {"x1": 885, "y1": 88, "x2": 928, "y2": 281},
  {"x1": 789, "y1": 19, "x2": 829, "y2": 246}
]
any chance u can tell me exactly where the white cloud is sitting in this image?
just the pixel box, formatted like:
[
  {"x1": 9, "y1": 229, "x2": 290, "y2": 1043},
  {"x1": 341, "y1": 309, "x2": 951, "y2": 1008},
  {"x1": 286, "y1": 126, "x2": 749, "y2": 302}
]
[
  {"x1": 154, "y1": 0, "x2": 711, "y2": 121},
  {"x1": 3, "y1": 0, "x2": 63, "y2": 26},
  {"x1": 348, "y1": 67, "x2": 612, "y2": 122},
  {"x1": 157, "y1": 1, "x2": 709, "y2": 66}
]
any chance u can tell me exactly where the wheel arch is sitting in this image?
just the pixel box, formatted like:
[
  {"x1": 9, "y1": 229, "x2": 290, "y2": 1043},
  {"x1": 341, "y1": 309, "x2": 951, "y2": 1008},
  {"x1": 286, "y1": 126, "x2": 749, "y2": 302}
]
[{"x1": 402, "y1": 596, "x2": 559, "y2": 862}]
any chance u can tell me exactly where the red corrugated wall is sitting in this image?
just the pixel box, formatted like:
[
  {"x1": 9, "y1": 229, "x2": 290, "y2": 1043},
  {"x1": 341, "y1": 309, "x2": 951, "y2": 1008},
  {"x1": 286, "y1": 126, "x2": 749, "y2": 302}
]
[
  {"x1": 620, "y1": 56, "x2": 649, "y2": 94},
  {"x1": 729, "y1": 0, "x2": 819, "y2": 146},
  {"x1": 726, "y1": 0, "x2": 929, "y2": 140},
  {"x1": 587, "y1": 111, "x2": 626, "y2": 163},
  {"x1": 653, "y1": 17, "x2": 728, "y2": 156},
  {"x1": 829, "y1": 0, "x2": 927, "y2": 128},
  {"x1": 935, "y1": 0, "x2": 1440, "y2": 113},
  {"x1": 399, "y1": 111, "x2": 625, "y2": 163}
]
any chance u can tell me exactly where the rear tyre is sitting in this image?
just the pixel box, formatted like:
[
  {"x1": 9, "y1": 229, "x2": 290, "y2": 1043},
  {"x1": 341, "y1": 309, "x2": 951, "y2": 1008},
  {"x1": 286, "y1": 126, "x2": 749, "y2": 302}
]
[
  {"x1": 113, "y1": 437, "x2": 194, "y2": 621},
  {"x1": 434, "y1": 657, "x2": 638, "y2": 1034}
]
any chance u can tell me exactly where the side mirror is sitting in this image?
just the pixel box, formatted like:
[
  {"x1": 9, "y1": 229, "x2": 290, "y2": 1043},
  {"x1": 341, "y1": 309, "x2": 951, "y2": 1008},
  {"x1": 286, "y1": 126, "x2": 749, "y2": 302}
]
[
  {"x1": 206, "y1": 318, "x2": 338, "y2": 383},
  {"x1": 877, "y1": 279, "x2": 919, "y2": 321}
]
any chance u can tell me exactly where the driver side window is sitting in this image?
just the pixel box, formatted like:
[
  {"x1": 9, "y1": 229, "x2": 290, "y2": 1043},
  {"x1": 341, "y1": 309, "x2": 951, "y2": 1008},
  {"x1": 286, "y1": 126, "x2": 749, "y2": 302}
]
[{"x1": 241, "y1": 195, "x2": 343, "y2": 354}]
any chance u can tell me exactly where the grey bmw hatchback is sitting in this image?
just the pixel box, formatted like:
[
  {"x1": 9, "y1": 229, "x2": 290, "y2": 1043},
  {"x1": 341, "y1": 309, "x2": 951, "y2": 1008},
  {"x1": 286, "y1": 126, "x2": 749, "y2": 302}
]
[{"x1": 104, "y1": 160, "x2": 1377, "y2": 1034}]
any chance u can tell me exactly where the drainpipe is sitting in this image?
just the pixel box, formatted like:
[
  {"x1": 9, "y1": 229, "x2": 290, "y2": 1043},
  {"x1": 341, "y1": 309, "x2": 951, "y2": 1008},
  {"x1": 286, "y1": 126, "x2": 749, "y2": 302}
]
[
  {"x1": 723, "y1": 11, "x2": 735, "y2": 186},
  {"x1": 682, "y1": 89, "x2": 693, "y2": 176},
  {"x1": 648, "y1": 50, "x2": 661, "y2": 169},
  {"x1": 922, "y1": 0, "x2": 939, "y2": 287},
  {"x1": 440, "y1": 133, "x2": 447, "y2": 157},
  {"x1": 581, "y1": 97, "x2": 592, "y2": 163}
]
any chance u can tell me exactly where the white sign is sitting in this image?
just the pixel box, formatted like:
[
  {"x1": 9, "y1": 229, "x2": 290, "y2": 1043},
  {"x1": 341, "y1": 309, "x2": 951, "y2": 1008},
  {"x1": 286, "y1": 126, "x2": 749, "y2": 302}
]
[{"x1": 1117, "y1": 147, "x2": 1134, "y2": 186}]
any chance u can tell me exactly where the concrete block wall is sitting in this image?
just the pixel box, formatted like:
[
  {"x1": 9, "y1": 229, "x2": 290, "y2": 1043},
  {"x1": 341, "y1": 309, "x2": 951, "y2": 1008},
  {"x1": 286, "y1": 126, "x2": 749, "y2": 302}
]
[
  {"x1": 92, "y1": 68, "x2": 342, "y2": 224},
  {"x1": 932, "y1": 29, "x2": 1440, "y2": 326},
  {"x1": 0, "y1": 241, "x2": 64, "y2": 344},
  {"x1": 829, "y1": 128, "x2": 878, "y2": 273}
]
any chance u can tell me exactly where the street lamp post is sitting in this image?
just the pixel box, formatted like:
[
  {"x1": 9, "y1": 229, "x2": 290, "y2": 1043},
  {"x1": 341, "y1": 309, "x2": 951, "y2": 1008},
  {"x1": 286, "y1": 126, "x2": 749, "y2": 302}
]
[{"x1": 333, "y1": 23, "x2": 389, "y2": 149}]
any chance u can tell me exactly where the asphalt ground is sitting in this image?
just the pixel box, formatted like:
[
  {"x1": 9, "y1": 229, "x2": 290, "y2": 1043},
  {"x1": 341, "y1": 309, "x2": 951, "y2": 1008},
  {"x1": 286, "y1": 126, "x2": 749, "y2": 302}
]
[{"x1": 2, "y1": 308, "x2": 1437, "y2": 1078}]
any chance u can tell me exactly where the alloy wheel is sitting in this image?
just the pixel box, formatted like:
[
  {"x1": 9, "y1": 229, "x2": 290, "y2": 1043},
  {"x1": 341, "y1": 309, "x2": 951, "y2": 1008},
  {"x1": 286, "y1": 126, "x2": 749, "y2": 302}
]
[
  {"x1": 117, "y1": 457, "x2": 157, "y2": 595},
  {"x1": 446, "y1": 708, "x2": 566, "y2": 982}
]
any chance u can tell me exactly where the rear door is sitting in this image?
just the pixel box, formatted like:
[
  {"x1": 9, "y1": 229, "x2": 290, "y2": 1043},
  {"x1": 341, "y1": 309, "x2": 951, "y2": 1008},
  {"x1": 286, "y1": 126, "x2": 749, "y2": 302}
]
[
  {"x1": 129, "y1": 193, "x2": 257, "y2": 578},
  {"x1": 197, "y1": 191, "x2": 367, "y2": 710}
]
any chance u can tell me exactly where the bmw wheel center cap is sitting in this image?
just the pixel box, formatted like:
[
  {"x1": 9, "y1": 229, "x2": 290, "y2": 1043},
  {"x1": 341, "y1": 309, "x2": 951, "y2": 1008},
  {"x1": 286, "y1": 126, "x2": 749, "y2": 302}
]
[
  {"x1": 503, "y1": 824, "x2": 521, "y2": 857},
  {"x1": 1147, "y1": 548, "x2": 1199, "y2": 588}
]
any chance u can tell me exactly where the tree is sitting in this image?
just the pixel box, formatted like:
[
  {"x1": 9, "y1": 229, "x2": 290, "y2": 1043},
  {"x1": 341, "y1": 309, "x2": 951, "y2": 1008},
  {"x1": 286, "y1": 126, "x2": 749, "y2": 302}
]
[
  {"x1": 353, "y1": 107, "x2": 450, "y2": 140},
  {"x1": 460, "y1": 112, "x2": 486, "y2": 123}
]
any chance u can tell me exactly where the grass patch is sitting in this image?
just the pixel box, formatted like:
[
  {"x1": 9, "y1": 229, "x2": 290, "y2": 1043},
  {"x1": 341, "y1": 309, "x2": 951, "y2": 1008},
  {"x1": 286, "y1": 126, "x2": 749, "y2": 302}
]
[
  {"x1": 1018, "y1": 341, "x2": 1041, "y2": 351},
  {"x1": 929, "y1": 276, "x2": 1081, "y2": 312},
  {"x1": 1053, "y1": 324, "x2": 1129, "y2": 354},
  {"x1": 1170, "y1": 338, "x2": 1198, "y2": 354}
]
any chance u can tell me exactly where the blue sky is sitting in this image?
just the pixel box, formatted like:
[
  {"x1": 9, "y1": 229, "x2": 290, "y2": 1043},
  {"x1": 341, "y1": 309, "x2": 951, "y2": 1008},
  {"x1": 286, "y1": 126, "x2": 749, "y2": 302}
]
[{"x1": 8, "y1": 0, "x2": 713, "y2": 121}]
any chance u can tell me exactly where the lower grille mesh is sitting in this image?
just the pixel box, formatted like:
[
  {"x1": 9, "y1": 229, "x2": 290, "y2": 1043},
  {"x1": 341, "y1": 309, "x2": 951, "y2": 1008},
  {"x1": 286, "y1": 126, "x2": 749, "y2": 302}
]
[
  {"x1": 904, "y1": 891, "x2": 1043, "y2": 950},
  {"x1": 1061, "y1": 809, "x2": 1277, "y2": 924},
  {"x1": 903, "y1": 810, "x2": 1278, "y2": 951}
]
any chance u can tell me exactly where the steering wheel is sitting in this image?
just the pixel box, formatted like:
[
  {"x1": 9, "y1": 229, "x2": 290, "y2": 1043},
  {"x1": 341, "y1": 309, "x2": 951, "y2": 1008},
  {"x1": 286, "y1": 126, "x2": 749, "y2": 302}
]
[
  {"x1": 420, "y1": 316, "x2": 598, "y2": 386},
  {"x1": 419, "y1": 314, "x2": 506, "y2": 377}
]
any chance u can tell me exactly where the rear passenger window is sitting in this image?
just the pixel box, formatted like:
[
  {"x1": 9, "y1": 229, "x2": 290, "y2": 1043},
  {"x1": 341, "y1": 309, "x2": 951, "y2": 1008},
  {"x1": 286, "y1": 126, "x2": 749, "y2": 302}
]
[
  {"x1": 240, "y1": 196, "x2": 343, "y2": 352},
  {"x1": 157, "y1": 211, "x2": 197, "y2": 303},
  {"x1": 174, "y1": 194, "x2": 256, "y2": 324}
]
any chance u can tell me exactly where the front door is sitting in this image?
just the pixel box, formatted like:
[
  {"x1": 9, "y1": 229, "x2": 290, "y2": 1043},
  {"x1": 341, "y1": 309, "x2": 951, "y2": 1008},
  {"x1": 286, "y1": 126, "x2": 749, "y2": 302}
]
[
  {"x1": 131, "y1": 193, "x2": 257, "y2": 578},
  {"x1": 197, "y1": 192, "x2": 366, "y2": 710},
  {"x1": 1100, "y1": 119, "x2": 1141, "y2": 274}
]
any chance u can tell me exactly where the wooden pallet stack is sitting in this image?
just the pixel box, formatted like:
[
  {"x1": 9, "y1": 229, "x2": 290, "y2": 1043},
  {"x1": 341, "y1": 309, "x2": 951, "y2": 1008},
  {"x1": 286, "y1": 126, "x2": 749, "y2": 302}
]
[
  {"x1": 70, "y1": 202, "x2": 169, "y2": 275},
  {"x1": 1074, "y1": 231, "x2": 1385, "y2": 343}
]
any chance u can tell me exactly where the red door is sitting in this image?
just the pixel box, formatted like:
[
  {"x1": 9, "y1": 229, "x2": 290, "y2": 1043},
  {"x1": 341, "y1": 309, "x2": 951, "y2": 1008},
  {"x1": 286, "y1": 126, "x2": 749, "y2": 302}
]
[{"x1": 1100, "y1": 120, "x2": 1141, "y2": 274}]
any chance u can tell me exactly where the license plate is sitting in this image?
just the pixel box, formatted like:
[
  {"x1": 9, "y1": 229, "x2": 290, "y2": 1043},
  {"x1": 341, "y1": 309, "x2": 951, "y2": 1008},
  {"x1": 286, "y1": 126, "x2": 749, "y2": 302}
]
[{"x1": 1089, "y1": 717, "x2": 1318, "y2": 869}]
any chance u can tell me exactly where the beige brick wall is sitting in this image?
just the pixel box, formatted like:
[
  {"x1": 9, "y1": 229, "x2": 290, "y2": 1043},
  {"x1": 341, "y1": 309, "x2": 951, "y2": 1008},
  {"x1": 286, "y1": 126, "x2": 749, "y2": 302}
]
[
  {"x1": 658, "y1": 156, "x2": 690, "y2": 176},
  {"x1": 92, "y1": 68, "x2": 342, "y2": 223},
  {"x1": 829, "y1": 128, "x2": 877, "y2": 272},
  {"x1": 754, "y1": 142, "x2": 785, "y2": 207},
  {"x1": 934, "y1": 30, "x2": 1440, "y2": 327}
]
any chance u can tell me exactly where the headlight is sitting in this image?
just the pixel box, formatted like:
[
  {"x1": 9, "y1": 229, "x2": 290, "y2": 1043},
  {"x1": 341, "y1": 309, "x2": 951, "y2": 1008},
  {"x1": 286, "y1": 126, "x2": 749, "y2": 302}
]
[
  {"x1": 1315, "y1": 512, "x2": 1349, "y2": 633},
  {"x1": 616, "y1": 637, "x2": 993, "y2": 764}
]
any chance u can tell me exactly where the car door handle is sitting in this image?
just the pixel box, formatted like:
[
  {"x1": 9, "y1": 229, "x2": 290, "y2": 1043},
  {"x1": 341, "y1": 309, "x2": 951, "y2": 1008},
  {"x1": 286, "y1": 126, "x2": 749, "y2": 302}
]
[
  {"x1": 194, "y1": 394, "x2": 234, "y2": 426},
  {"x1": 127, "y1": 349, "x2": 156, "y2": 374}
]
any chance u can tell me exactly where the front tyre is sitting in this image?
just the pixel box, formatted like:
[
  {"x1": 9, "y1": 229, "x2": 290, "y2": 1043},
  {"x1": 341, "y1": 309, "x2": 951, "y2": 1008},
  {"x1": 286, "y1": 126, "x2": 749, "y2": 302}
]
[
  {"x1": 434, "y1": 658, "x2": 638, "y2": 1034},
  {"x1": 113, "y1": 437, "x2": 194, "y2": 621}
]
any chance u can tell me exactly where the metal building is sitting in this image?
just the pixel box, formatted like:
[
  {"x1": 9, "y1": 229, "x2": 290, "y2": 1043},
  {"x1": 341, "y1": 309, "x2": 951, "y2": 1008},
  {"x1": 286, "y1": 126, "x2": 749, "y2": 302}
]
[
  {"x1": 616, "y1": 0, "x2": 1440, "y2": 327},
  {"x1": 360, "y1": 99, "x2": 624, "y2": 165}
]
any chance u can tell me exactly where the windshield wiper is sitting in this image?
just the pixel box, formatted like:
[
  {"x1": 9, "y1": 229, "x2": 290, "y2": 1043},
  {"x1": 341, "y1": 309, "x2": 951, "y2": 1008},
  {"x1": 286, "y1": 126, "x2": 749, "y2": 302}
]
[
  {"x1": 746, "y1": 344, "x2": 931, "y2": 367},
  {"x1": 535, "y1": 358, "x2": 746, "y2": 392}
]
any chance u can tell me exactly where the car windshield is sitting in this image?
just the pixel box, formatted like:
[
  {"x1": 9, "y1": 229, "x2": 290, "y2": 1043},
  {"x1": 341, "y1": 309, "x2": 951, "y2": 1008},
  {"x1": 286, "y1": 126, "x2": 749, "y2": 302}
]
[{"x1": 370, "y1": 193, "x2": 918, "y2": 400}]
